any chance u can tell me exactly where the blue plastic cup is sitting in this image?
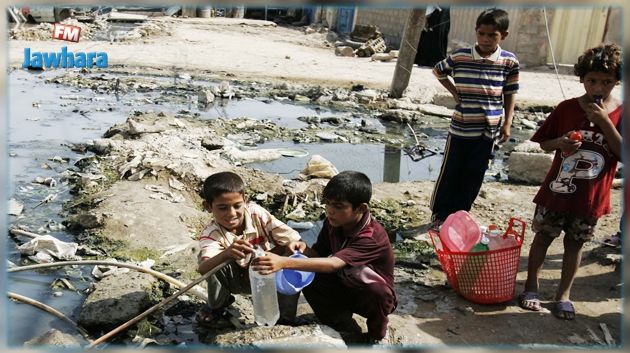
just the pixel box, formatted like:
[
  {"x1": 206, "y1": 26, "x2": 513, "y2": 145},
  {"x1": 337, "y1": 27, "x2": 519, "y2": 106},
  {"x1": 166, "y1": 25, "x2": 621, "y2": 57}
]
[{"x1": 275, "y1": 252, "x2": 315, "y2": 295}]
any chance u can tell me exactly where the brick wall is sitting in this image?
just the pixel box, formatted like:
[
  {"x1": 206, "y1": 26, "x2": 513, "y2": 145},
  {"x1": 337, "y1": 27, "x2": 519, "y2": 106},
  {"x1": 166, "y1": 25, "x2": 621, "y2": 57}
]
[{"x1": 354, "y1": 8, "x2": 411, "y2": 50}]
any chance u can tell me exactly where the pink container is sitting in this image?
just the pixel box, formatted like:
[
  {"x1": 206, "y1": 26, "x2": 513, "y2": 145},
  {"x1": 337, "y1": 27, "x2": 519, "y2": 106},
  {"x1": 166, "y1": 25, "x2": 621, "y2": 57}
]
[{"x1": 439, "y1": 210, "x2": 481, "y2": 252}]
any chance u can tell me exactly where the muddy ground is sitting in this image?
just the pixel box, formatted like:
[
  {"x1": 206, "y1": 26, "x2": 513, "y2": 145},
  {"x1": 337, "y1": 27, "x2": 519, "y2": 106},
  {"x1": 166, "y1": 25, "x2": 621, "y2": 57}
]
[{"x1": 7, "y1": 16, "x2": 624, "y2": 348}]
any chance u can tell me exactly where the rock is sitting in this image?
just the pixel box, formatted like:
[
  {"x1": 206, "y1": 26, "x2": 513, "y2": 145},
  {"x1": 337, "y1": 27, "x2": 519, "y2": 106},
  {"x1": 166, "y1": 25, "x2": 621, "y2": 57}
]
[
  {"x1": 24, "y1": 329, "x2": 84, "y2": 348},
  {"x1": 334, "y1": 46, "x2": 354, "y2": 57},
  {"x1": 124, "y1": 112, "x2": 179, "y2": 136},
  {"x1": 316, "y1": 132, "x2": 340, "y2": 141},
  {"x1": 389, "y1": 50, "x2": 399, "y2": 58},
  {"x1": 213, "y1": 324, "x2": 346, "y2": 348},
  {"x1": 521, "y1": 119, "x2": 538, "y2": 129},
  {"x1": 432, "y1": 92, "x2": 457, "y2": 109},
  {"x1": 201, "y1": 136, "x2": 225, "y2": 151},
  {"x1": 378, "y1": 110, "x2": 416, "y2": 123},
  {"x1": 78, "y1": 272, "x2": 160, "y2": 330},
  {"x1": 9, "y1": 198, "x2": 24, "y2": 216},
  {"x1": 293, "y1": 95, "x2": 311, "y2": 103},
  {"x1": 355, "y1": 89, "x2": 379, "y2": 103},
  {"x1": 417, "y1": 104, "x2": 453, "y2": 118},
  {"x1": 300, "y1": 155, "x2": 338, "y2": 179},
  {"x1": 68, "y1": 212, "x2": 105, "y2": 229},
  {"x1": 197, "y1": 89, "x2": 215, "y2": 104},
  {"x1": 223, "y1": 146, "x2": 282, "y2": 164},
  {"x1": 507, "y1": 151, "x2": 553, "y2": 184},
  {"x1": 371, "y1": 53, "x2": 393, "y2": 62},
  {"x1": 513, "y1": 140, "x2": 545, "y2": 153}
]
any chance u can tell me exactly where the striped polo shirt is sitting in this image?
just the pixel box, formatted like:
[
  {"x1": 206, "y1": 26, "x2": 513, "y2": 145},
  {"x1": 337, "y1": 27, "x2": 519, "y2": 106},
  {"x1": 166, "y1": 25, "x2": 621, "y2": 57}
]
[
  {"x1": 433, "y1": 45, "x2": 519, "y2": 139},
  {"x1": 198, "y1": 202, "x2": 300, "y2": 267}
]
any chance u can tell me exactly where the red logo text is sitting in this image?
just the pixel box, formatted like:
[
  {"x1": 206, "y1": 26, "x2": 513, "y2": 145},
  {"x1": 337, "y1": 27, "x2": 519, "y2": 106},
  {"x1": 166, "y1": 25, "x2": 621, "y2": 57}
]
[{"x1": 52, "y1": 24, "x2": 81, "y2": 43}]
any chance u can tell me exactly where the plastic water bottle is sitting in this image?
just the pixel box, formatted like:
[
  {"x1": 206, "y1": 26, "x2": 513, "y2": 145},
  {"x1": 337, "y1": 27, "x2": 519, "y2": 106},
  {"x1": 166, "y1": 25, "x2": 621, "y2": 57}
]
[
  {"x1": 249, "y1": 247, "x2": 280, "y2": 326},
  {"x1": 470, "y1": 235, "x2": 490, "y2": 252},
  {"x1": 498, "y1": 233, "x2": 519, "y2": 249},
  {"x1": 486, "y1": 224, "x2": 503, "y2": 250}
]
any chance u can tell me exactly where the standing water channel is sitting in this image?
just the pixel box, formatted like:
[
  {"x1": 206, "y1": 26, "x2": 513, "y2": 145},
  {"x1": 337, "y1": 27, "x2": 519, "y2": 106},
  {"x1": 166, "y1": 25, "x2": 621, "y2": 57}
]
[{"x1": 7, "y1": 68, "x2": 509, "y2": 346}]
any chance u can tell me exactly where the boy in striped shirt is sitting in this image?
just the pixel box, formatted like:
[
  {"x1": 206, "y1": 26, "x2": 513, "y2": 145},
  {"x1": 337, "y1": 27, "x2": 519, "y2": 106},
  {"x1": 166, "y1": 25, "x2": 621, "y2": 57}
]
[{"x1": 430, "y1": 8, "x2": 519, "y2": 226}]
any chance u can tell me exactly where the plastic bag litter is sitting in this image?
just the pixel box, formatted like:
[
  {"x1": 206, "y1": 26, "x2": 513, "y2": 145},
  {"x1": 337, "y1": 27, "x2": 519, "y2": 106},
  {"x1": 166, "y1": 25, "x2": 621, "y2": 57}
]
[{"x1": 18, "y1": 234, "x2": 78, "y2": 261}]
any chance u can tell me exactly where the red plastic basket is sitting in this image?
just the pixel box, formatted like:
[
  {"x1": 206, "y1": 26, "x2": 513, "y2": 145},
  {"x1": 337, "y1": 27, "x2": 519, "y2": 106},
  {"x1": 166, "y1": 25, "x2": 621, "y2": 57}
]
[{"x1": 429, "y1": 218, "x2": 526, "y2": 304}]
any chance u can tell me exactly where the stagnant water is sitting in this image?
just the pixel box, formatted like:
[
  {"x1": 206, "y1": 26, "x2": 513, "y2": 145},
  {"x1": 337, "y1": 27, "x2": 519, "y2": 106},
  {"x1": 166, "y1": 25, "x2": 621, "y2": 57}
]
[{"x1": 7, "y1": 68, "x2": 510, "y2": 346}]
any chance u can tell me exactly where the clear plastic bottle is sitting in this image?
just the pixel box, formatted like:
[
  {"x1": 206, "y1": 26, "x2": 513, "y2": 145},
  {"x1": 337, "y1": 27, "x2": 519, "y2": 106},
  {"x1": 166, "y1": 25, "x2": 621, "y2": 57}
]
[
  {"x1": 248, "y1": 247, "x2": 280, "y2": 326},
  {"x1": 486, "y1": 224, "x2": 502, "y2": 250},
  {"x1": 499, "y1": 233, "x2": 519, "y2": 249}
]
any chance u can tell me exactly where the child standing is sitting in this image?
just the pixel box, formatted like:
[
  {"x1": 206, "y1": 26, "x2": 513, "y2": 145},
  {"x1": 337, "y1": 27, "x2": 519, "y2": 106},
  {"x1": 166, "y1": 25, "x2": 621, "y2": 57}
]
[
  {"x1": 196, "y1": 171, "x2": 302, "y2": 327},
  {"x1": 252, "y1": 171, "x2": 397, "y2": 345},
  {"x1": 520, "y1": 44, "x2": 623, "y2": 320},
  {"x1": 429, "y1": 8, "x2": 519, "y2": 226}
]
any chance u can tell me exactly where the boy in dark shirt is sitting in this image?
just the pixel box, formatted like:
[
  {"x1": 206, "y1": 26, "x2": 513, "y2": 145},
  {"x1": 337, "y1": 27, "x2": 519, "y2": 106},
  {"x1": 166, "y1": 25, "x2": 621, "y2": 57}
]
[{"x1": 253, "y1": 171, "x2": 397, "y2": 344}]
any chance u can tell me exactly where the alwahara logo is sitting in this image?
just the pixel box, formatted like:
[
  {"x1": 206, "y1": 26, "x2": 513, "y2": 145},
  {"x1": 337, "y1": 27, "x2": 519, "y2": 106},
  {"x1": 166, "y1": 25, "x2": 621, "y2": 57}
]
[{"x1": 23, "y1": 46, "x2": 108, "y2": 69}]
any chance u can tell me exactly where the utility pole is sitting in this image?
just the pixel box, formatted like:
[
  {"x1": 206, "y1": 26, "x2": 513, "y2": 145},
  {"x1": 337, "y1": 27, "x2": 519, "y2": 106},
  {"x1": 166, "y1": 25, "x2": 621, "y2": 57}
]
[{"x1": 389, "y1": 9, "x2": 426, "y2": 98}]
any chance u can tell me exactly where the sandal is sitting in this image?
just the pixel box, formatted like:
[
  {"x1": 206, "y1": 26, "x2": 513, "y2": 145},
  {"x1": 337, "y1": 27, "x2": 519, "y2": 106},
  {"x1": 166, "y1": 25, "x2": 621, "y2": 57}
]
[
  {"x1": 552, "y1": 300, "x2": 576, "y2": 320},
  {"x1": 519, "y1": 291, "x2": 542, "y2": 311},
  {"x1": 195, "y1": 306, "x2": 235, "y2": 329},
  {"x1": 602, "y1": 233, "x2": 622, "y2": 248}
]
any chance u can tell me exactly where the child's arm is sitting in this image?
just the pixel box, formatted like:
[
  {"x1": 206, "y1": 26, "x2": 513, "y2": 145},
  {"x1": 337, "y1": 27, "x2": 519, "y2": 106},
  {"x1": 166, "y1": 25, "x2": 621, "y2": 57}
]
[
  {"x1": 437, "y1": 77, "x2": 460, "y2": 104},
  {"x1": 538, "y1": 131, "x2": 582, "y2": 154},
  {"x1": 586, "y1": 102, "x2": 622, "y2": 159},
  {"x1": 197, "y1": 238, "x2": 253, "y2": 274},
  {"x1": 499, "y1": 94, "x2": 517, "y2": 143},
  {"x1": 255, "y1": 204, "x2": 301, "y2": 253},
  {"x1": 252, "y1": 252, "x2": 345, "y2": 274}
]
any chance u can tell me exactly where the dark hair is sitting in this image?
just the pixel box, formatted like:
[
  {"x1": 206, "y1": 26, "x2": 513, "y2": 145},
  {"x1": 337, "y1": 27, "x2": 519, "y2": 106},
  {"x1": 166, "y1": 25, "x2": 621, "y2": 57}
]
[
  {"x1": 573, "y1": 43, "x2": 623, "y2": 81},
  {"x1": 322, "y1": 171, "x2": 372, "y2": 208},
  {"x1": 476, "y1": 8, "x2": 509, "y2": 32},
  {"x1": 202, "y1": 171, "x2": 245, "y2": 203}
]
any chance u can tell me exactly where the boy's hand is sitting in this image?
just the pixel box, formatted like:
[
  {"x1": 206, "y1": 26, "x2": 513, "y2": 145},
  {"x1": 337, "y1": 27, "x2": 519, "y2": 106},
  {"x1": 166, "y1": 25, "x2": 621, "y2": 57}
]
[
  {"x1": 498, "y1": 124, "x2": 511, "y2": 143},
  {"x1": 452, "y1": 92, "x2": 460, "y2": 105},
  {"x1": 251, "y1": 252, "x2": 284, "y2": 275},
  {"x1": 226, "y1": 238, "x2": 253, "y2": 262},
  {"x1": 559, "y1": 131, "x2": 582, "y2": 155},
  {"x1": 288, "y1": 241, "x2": 307, "y2": 254}
]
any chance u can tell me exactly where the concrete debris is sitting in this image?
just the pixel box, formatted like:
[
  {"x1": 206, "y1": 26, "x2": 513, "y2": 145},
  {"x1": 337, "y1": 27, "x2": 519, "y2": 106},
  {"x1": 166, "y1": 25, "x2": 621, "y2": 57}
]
[
  {"x1": 507, "y1": 142, "x2": 554, "y2": 184},
  {"x1": 145, "y1": 184, "x2": 185, "y2": 203},
  {"x1": 371, "y1": 53, "x2": 394, "y2": 62},
  {"x1": 350, "y1": 24, "x2": 382, "y2": 42},
  {"x1": 417, "y1": 104, "x2": 452, "y2": 118},
  {"x1": 355, "y1": 36, "x2": 386, "y2": 58}
]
